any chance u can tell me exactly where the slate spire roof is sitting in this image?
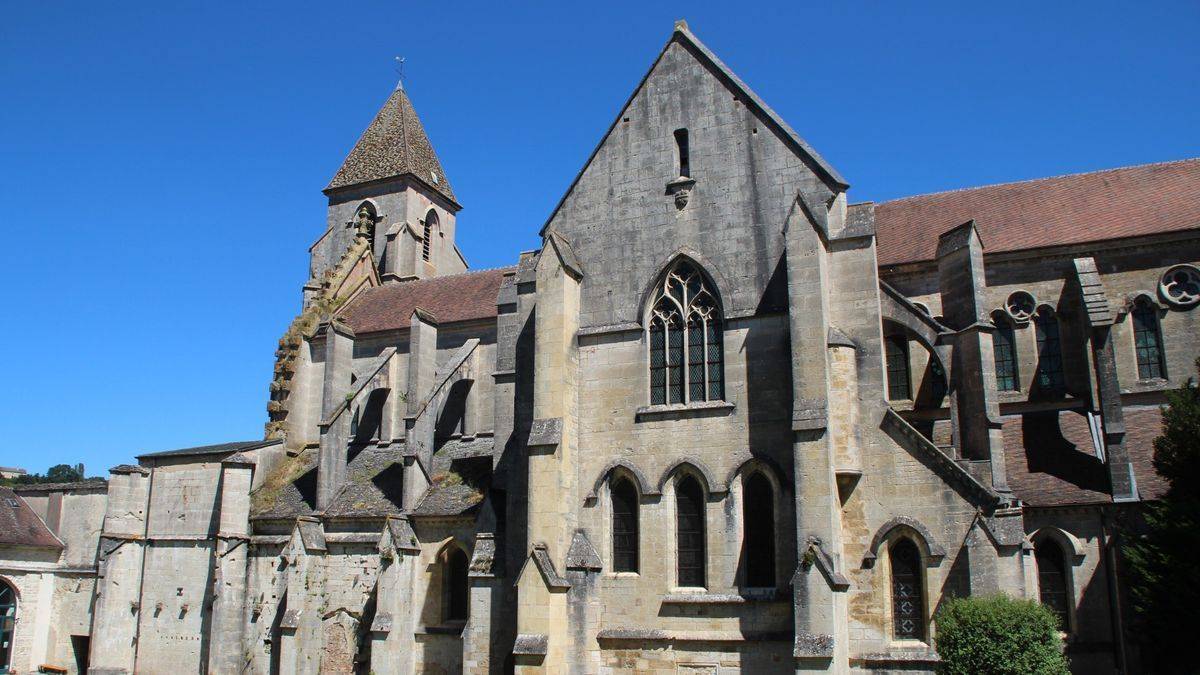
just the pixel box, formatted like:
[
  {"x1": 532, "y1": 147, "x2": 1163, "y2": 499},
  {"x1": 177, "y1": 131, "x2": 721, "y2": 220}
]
[{"x1": 325, "y1": 86, "x2": 458, "y2": 205}]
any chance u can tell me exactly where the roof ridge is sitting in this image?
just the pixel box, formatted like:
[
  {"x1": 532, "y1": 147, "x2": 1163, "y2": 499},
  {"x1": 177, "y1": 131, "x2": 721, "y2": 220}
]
[
  {"x1": 881, "y1": 157, "x2": 1200, "y2": 205},
  {"x1": 373, "y1": 265, "x2": 517, "y2": 288}
]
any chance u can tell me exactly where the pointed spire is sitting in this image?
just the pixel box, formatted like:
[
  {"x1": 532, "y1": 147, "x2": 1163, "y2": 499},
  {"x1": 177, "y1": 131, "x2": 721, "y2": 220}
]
[{"x1": 325, "y1": 88, "x2": 458, "y2": 206}]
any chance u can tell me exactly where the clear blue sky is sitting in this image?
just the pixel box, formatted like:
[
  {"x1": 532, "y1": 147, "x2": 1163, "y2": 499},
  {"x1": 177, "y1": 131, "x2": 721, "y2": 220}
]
[{"x1": 2, "y1": 2, "x2": 1197, "y2": 475}]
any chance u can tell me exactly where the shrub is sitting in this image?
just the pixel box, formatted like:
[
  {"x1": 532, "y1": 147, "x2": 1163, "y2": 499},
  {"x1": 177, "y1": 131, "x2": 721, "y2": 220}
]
[{"x1": 935, "y1": 594, "x2": 1068, "y2": 675}]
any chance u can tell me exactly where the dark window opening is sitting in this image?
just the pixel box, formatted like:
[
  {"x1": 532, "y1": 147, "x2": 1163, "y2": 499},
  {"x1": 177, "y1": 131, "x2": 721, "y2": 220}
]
[
  {"x1": 890, "y1": 538, "x2": 925, "y2": 640},
  {"x1": 993, "y1": 318, "x2": 1019, "y2": 391},
  {"x1": 1132, "y1": 299, "x2": 1166, "y2": 380},
  {"x1": 742, "y1": 472, "x2": 776, "y2": 587},
  {"x1": 674, "y1": 128, "x2": 690, "y2": 178},
  {"x1": 0, "y1": 580, "x2": 13, "y2": 672},
  {"x1": 929, "y1": 358, "x2": 947, "y2": 404},
  {"x1": 444, "y1": 547, "x2": 469, "y2": 622},
  {"x1": 1036, "y1": 539, "x2": 1070, "y2": 631},
  {"x1": 675, "y1": 476, "x2": 706, "y2": 588},
  {"x1": 611, "y1": 477, "x2": 639, "y2": 573},
  {"x1": 1034, "y1": 310, "x2": 1065, "y2": 391},
  {"x1": 885, "y1": 336, "x2": 912, "y2": 401}
]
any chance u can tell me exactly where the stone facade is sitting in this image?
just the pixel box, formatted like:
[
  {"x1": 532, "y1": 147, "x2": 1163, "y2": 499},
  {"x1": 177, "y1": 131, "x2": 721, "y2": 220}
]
[{"x1": 1, "y1": 20, "x2": 1197, "y2": 674}]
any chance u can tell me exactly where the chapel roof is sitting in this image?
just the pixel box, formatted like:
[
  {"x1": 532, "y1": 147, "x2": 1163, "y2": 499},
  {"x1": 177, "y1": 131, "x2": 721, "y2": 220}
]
[
  {"x1": 137, "y1": 439, "x2": 281, "y2": 460},
  {"x1": 874, "y1": 157, "x2": 1200, "y2": 267},
  {"x1": 1002, "y1": 406, "x2": 1168, "y2": 508},
  {"x1": 0, "y1": 486, "x2": 63, "y2": 549},
  {"x1": 325, "y1": 86, "x2": 458, "y2": 205},
  {"x1": 338, "y1": 266, "x2": 513, "y2": 334}
]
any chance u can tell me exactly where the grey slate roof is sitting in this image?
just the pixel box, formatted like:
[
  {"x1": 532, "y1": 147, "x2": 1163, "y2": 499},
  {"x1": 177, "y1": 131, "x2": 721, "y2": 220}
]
[
  {"x1": 325, "y1": 87, "x2": 458, "y2": 205},
  {"x1": 137, "y1": 439, "x2": 280, "y2": 460}
]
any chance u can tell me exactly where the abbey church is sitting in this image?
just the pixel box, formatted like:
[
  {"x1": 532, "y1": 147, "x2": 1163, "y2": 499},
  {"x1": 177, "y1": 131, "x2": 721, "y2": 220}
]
[{"x1": 2, "y1": 21, "x2": 1199, "y2": 674}]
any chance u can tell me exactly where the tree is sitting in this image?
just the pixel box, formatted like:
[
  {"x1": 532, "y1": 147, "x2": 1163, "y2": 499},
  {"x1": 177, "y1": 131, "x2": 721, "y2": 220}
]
[
  {"x1": 935, "y1": 594, "x2": 1069, "y2": 675},
  {"x1": 45, "y1": 463, "x2": 84, "y2": 483},
  {"x1": 1123, "y1": 359, "x2": 1200, "y2": 674}
]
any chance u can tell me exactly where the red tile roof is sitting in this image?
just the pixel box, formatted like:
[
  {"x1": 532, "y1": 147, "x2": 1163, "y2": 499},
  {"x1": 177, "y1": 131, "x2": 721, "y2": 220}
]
[
  {"x1": 0, "y1": 486, "x2": 63, "y2": 549},
  {"x1": 1002, "y1": 406, "x2": 1167, "y2": 507},
  {"x1": 875, "y1": 158, "x2": 1200, "y2": 267},
  {"x1": 339, "y1": 267, "x2": 513, "y2": 334}
]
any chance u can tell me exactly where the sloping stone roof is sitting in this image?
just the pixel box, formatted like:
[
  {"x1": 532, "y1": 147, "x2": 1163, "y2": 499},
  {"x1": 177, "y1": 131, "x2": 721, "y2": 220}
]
[
  {"x1": 0, "y1": 486, "x2": 63, "y2": 549},
  {"x1": 338, "y1": 267, "x2": 513, "y2": 334},
  {"x1": 323, "y1": 445, "x2": 405, "y2": 518},
  {"x1": 1002, "y1": 406, "x2": 1168, "y2": 507},
  {"x1": 875, "y1": 158, "x2": 1200, "y2": 267},
  {"x1": 325, "y1": 87, "x2": 457, "y2": 204},
  {"x1": 137, "y1": 439, "x2": 280, "y2": 460}
]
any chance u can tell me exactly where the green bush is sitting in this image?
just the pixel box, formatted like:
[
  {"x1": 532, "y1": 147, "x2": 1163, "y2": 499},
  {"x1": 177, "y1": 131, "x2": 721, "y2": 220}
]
[{"x1": 935, "y1": 594, "x2": 1069, "y2": 675}]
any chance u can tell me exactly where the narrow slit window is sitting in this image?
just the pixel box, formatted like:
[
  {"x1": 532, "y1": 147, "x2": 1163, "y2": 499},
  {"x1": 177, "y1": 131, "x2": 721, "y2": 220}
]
[
  {"x1": 742, "y1": 472, "x2": 775, "y2": 588},
  {"x1": 890, "y1": 538, "x2": 925, "y2": 640},
  {"x1": 885, "y1": 336, "x2": 912, "y2": 401},
  {"x1": 1034, "y1": 309, "x2": 1065, "y2": 391},
  {"x1": 676, "y1": 476, "x2": 706, "y2": 588},
  {"x1": 993, "y1": 317, "x2": 1019, "y2": 391},
  {"x1": 1036, "y1": 539, "x2": 1070, "y2": 631},
  {"x1": 611, "y1": 477, "x2": 639, "y2": 573},
  {"x1": 1132, "y1": 299, "x2": 1166, "y2": 380},
  {"x1": 674, "y1": 128, "x2": 690, "y2": 178}
]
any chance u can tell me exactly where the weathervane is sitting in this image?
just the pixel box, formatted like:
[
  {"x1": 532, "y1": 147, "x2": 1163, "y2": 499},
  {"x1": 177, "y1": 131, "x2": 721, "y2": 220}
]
[{"x1": 394, "y1": 56, "x2": 406, "y2": 90}]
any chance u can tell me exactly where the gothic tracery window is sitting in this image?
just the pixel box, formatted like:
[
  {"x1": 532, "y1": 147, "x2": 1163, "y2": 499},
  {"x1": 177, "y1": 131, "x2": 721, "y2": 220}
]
[
  {"x1": 890, "y1": 538, "x2": 925, "y2": 641},
  {"x1": 648, "y1": 260, "x2": 723, "y2": 405},
  {"x1": 0, "y1": 579, "x2": 14, "y2": 672}
]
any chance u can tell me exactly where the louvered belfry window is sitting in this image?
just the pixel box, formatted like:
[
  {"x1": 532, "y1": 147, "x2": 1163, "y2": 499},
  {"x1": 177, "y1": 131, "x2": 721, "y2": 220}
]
[
  {"x1": 675, "y1": 475, "x2": 707, "y2": 588},
  {"x1": 611, "y1": 477, "x2": 639, "y2": 573},
  {"x1": 890, "y1": 538, "x2": 925, "y2": 640},
  {"x1": 648, "y1": 260, "x2": 723, "y2": 405}
]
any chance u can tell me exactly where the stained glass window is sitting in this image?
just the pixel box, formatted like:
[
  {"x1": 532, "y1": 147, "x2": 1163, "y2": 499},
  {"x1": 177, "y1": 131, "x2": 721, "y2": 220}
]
[
  {"x1": 993, "y1": 318, "x2": 1019, "y2": 391},
  {"x1": 611, "y1": 478, "x2": 639, "y2": 573},
  {"x1": 890, "y1": 539, "x2": 925, "y2": 640},
  {"x1": 676, "y1": 476, "x2": 707, "y2": 588},
  {"x1": 1034, "y1": 309, "x2": 1065, "y2": 391},
  {"x1": 1132, "y1": 299, "x2": 1166, "y2": 380}
]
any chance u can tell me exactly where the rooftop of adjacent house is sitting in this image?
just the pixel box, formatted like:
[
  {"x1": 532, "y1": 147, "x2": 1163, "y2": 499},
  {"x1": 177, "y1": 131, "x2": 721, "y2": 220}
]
[
  {"x1": 874, "y1": 157, "x2": 1200, "y2": 267},
  {"x1": 137, "y1": 438, "x2": 281, "y2": 460},
  {"x1": 0, "y1": 486, "x2": 63, "y2": 549},
  {"x1": 338, "y1": 266, "x2": 514, "y2": 335}
]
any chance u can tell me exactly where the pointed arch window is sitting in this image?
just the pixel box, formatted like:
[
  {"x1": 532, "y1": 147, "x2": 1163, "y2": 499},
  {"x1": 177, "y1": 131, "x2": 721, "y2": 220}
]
[
  {"x1": 742, "y1": 472, "x2": 775, "y2": 588},
  {"x1": 1035, "y1": 539, "x2": 1070, "y2": 630},
  {"x1": 993, "y1": 315, "x2": 1019, "y2": 392},
  {"x1": 890, "y1": 538, "x2": 925, "y2": 640},
  {"x1": 885, "y1": 336, "x2": 912, "y2": 401},
  {"x1": 1132, "y1": 298, "x2": 1166, "y2": 380},
  {"x1": 675, "y1": 475, "x2": 707, "y2": 588},
  {"x1": 1034, "y1": 308, "x2": 1065, "y2": 391},
  {"x1": 422, "y1": 210, "x2": 438, "y2": 263},
  {"x1": 648, "y1": 260, "x2": 723, "y2": 405},
  {"x1": 0, "y1": 579, "x2": 15, "y2": 671},
  {"x1": 611, "y1": 477, "x2": 639, "y2": 573},
  {"x1": 443, "y1": 547, "x2": 469, "y2": 622}
]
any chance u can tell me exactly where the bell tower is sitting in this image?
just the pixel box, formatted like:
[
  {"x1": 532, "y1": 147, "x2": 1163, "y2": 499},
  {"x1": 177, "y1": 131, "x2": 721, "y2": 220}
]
[{"x1": 312, "y1": 83, "x2": 466, "y2": 286}]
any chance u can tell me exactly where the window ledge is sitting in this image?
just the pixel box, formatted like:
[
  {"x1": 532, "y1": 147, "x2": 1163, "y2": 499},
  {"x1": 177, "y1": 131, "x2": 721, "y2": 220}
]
[
  {"x1": 663, "y1": 589, "x2": 785, "y2": 604},
  {"x1": 636, "y1": 400, "x2": 734, "y2": 421},
  {"x1": 1135, "y1": 377, "x2": 1170, "y2": 388},
  {"x1": 416, "y1": 623, "x2": 465, "y2": 636}
]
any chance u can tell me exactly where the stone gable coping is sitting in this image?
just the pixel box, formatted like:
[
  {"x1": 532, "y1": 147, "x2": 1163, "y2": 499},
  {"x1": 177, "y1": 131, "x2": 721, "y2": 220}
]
[{"x1": 512, "y1": 633, "x2": 548, "y2": 656}]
